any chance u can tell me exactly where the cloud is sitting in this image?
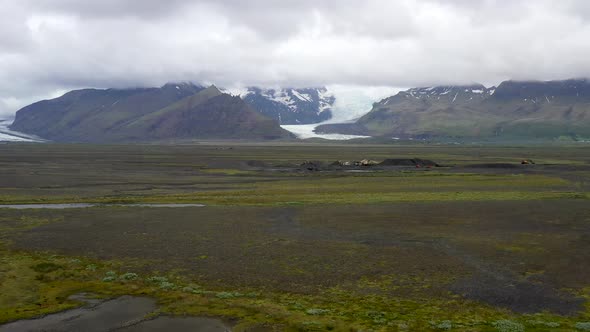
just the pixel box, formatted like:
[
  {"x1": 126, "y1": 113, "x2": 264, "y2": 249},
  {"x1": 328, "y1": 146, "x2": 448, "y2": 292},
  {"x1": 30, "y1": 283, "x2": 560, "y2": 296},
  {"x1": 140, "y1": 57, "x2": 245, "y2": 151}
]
[{"x1": 1, "y1": 0, "x2": 590, "y2": 116}]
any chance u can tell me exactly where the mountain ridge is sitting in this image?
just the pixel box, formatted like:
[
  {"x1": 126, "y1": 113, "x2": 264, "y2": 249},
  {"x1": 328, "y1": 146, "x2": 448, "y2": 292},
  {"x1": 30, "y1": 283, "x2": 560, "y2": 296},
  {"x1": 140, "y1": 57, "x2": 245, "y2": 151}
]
[
  {"x1": 316, "y1": 78, "x2": 590, "y2": 140},
  {"x1": 11, "y1": 84, "x2": 294, "y2": 142}
]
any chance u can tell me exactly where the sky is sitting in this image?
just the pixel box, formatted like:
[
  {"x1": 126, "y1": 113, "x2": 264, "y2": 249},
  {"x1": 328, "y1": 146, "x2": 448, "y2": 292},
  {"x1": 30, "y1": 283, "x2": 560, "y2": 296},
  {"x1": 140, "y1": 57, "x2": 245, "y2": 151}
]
[{"x1": 2, "y1": 0, "x2": 590, "y2": 117}]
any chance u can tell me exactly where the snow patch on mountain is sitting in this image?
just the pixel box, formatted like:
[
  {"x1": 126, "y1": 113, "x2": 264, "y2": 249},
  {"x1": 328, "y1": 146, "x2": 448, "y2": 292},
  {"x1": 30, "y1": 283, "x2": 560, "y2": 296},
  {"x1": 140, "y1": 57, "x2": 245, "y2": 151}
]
[
  {"x1": 223, "y1": 87, "x2": 251, "y2": 98},
  {"x1": 396, "y1": 85, "x2": 498, "y2": 103},
  {"x1": 291, "y1": 90, "x2": 311, "y2": 102}
]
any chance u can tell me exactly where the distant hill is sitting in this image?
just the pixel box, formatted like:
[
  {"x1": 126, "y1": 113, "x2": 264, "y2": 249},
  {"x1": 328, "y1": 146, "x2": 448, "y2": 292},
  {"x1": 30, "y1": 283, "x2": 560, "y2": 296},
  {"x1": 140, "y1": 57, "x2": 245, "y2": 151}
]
[
  {"x1": 230, "y1": 87, "x2": 334, "y2": 124},
  {"x1": 11, "y1": 84, "x2": 293, "y2": 142},
  {"x1": 317, "y1": 79, "x2": 590, "y2": 140}
]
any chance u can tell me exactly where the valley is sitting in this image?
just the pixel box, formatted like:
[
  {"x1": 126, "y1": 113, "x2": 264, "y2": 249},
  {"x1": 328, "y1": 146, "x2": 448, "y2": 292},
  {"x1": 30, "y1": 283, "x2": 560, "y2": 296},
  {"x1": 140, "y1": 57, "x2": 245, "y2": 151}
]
[{"x1": 0, "y1": 143, "x2": 589, "y2": 331}]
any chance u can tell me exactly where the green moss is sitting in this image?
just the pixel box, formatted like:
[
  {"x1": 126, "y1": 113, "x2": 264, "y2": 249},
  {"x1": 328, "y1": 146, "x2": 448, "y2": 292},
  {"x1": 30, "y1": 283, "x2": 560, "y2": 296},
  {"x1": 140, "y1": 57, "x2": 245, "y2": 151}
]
[
  {"x1": 199, "y1": 169, "x2": 256, "y2": 175},
  {"x1": 31, "y1": 262, "x2": 63, "y2": 273},
  {"x1": 0, "y1": 247, "x2": 587, "y2": 330},
  {"x1": 0, "y1": 171, "x2": 582, "y2": 207},
  {"x1": 492, "y1": 320, "x2": 524, "y2": 332},
  {"x1": 119, "y1": 272, "x2": 138, "y2": 281}
]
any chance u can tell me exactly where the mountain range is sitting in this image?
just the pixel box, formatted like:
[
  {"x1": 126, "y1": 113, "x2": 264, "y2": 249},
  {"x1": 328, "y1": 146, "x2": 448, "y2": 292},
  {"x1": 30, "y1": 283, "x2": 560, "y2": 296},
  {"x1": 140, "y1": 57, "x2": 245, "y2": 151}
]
[
  {"x1": 316, "y1": 79, "x2": 590, "y2": 140},
  {"x1": 8, "y1": 78, "x2": 590, "y2": 143},
  {"x1": 10, "y1": 83, "x2": 294, "y2": 142},
  {"x1": 229, "y1": 87, "x2": 334, "y2": 124}
]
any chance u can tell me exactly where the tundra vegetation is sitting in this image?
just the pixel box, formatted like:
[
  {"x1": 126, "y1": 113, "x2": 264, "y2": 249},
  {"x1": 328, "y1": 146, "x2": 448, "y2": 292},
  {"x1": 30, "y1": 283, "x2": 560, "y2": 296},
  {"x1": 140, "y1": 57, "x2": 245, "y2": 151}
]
[{"x1": 0, "y1": 142, "x2": 589, "y2": 331}]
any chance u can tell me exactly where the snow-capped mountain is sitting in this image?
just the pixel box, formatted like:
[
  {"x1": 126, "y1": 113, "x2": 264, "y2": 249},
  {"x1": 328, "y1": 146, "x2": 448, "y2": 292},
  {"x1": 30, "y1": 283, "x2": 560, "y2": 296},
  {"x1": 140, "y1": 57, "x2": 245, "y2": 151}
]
[{"x1": 227, "y1": 87, "x2": 335, "y2": 124}]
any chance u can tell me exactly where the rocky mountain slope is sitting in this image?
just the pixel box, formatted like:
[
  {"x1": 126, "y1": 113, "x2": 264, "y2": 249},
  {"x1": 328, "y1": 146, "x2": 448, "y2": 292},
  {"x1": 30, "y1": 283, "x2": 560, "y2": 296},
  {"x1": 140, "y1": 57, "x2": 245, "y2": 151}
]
[
  {"x1": 230, "y1": 87, "x2": 334, "y2": 124},
  {"x1": 11, "y1": 84, "x2": 293, "y2": 142},
  {"x1": 317, "y1": 79, "x2": 590, "y2": 140}
]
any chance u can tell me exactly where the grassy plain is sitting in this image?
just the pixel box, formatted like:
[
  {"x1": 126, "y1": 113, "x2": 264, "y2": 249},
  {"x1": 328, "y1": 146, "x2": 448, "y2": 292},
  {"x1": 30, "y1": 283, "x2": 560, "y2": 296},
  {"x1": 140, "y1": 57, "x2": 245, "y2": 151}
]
[{"x1": 0, "y1": 142, "x2": 589, "y2": 331}]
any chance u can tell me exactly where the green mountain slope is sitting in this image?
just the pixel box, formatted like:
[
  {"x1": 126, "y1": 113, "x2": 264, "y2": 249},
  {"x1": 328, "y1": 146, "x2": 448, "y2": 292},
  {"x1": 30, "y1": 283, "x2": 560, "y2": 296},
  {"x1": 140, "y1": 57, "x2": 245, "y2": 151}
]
[
  {"x1": 317, "y1": 79, "x2": 590, "y2": 140},
  {"x1": 118, "y1": 86, "x2": 293, "y2": 141},
  {"x1": 11, "y1": 84, "x2": 293, "y2": 142}
]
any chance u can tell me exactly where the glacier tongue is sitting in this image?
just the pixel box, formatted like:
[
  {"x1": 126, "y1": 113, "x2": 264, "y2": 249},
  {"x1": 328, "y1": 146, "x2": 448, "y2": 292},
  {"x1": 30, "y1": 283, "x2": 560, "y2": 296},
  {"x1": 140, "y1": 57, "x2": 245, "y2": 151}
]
[
  {"x1": 281, "y1": 124, "x2": 370, "y2": 140},
  {"x1": 0, "y1": 119, "x2": 44, "y2": 142},
  {"x1": 224, "y1": 85, "x2": 397, "y2": 127}
]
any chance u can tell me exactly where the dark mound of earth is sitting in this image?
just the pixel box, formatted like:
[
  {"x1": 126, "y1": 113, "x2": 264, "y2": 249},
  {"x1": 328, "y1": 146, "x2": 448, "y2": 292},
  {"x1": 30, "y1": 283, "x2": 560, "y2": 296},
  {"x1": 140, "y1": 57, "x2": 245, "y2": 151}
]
[{"x1": 300, "y1": 161, "x2": 322, "y2": 171}]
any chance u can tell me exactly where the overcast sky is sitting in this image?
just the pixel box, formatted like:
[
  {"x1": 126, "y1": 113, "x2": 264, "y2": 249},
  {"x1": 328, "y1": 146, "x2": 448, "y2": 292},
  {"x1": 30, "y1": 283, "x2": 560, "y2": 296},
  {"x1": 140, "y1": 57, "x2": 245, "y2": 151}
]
[{"x1": 2, "y1": 0, "x2": 590, "y2": 117}]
